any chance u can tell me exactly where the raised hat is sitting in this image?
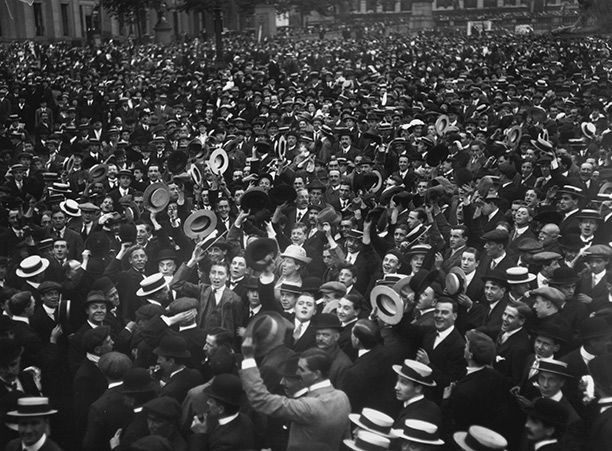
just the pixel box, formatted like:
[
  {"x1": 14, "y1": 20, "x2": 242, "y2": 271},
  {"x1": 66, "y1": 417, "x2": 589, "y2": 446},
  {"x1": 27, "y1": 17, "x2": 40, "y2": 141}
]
[
  {"x1": 317, "y1": 206, "x2": 342, "y2": 227},
  {"x1": 245, "y1": 238, "x2": 279, "y2": 271},
  {"x1": 16, "y1": 255, "x2": 49, "y2": 278},
  {"x1": 143, "y1": 396, "x2": 181, "y2": 420},
  {"x1": 505, "y1": 267, "x2": 536, "y2": 285},
  {"x1": 269, "y1": 183, "x2": 297, "y2": 205},
  {"x1": 453, "y1": 425, "x2": 507, "y2": 451},
  {"x1": 392, "y1": 419, "x2": 444, "y2": 445},
  {"x1": 446, "y1": 267, "x2": 467, "y2": 296},
  {"x1": 7, "y1": 397, "x2": 57, "y2": 418},
  {"x1": 280, "y1": 245, "x2": 312, "y2": 264},
  {"x1": 60, "y1": 199, "x2": 81, "y2": 217},
  {"x1": 245, "y1": 311, "x2": 292, "y2": 355},
  {"x1": 205, "y1": 374, "x2": 244, "y2": 406},
  {"x1": 208, "y1": 148, "x2": 229, "y2": 175},
  {"x1": 534, "y1": 358, "x2": 572, "y2": 378},
  {"x1": 183, "y1": 210, "x2": 217, "y2": 239},
  {"x1": 241, "y1": 187, "x2": 271, "y2": 214},
  {"x1": 409, "y1": 269, "x2": 440, "y2": 295},
  {"x1": 434, "y1": 114, "x2": 450, "y2": 136},
  {"x1": 370, "y1": 285, "x2": 404, "y2": 325},
  {"x1": 143, "y1": 182, "x2": 170, "y2": 213},
  {"x1": 349, "y1": 408, "x2": 395, "y2": 438},
  {"x1": 392, "y1": 359, "x2": 436, "y2": 387},
  {"x1": 153, "y1": 334, "x2": 191, "y2": 359},
  {"x1": 344, "y1": 430, "x2": 391, "y2": 451},
  {"x1": 136, "y1": 273, "x2": 168, "y2": 297}
]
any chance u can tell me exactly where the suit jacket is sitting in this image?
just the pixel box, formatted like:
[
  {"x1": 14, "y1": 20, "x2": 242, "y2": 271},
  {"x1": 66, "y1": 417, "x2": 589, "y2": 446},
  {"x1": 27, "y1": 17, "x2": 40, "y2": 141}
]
[
  {"x1": 561, "y1": 348, "x2": 590, "y2": 414},
  {"x1": 104, "y1": 259, "x2": 147, "y2": 322},
  {"x1": 83, "y1": 386, "x2": 134, "y2": 451},
  {"x1": 476, "y1": 297, "x2": 509, "y2": 339},
  {"x1": 341, "y1": 345, "x2": 401, "y2": 417},
  {"x1": 478, "y1": 253, "x2": 517, "y2": 276},
  {"x1": 588, "y1": 408, "x2": 612, "y2": 451},
  {"x1": 447, "y1": 367, "x2": 512, "y2": 433},
  {"x1": 172, "y1": 263, "x2": 243, "y2": 336},
  {"x1": 576, "y1": 271, "x2": 611, "y2": 307},
  {"x1": 73, "y1": 359, "x2": 108, "y2": 443},
  {"x1": 6, "y1": 436, "x2": 64, "y2": 451},
  {"x1": 240, "y1": 366, "x2": 350, "y2": 451},
  {"x1": 441, "y1": 246, "x2": 466, "y2": 273},
  {"x1": 188, "y1": 413, "x2": 255, "y2": 451},
  {"x1": 52, "y1": 227, "x2": 84, "y2": 260},
  {"x1": 494, "y1": 327, "x2": 531, "y2": 385},
  {"x1": 9, "y1": 320, "x2": 44, "y2": 369},
  {"x1": 288, "y1": 322, "x2": 317, "y2": 353},
  {"x1": 394, "y1": 396, "x2": 442, "y2": 428},
  {"x1": 560, "y1": 211, "x2": 581, "y2": 238},
  {"x1": 421, "y1": 327, "x2": 467, "y2": 402},
  {"x1": 338, "y1": 320, "x2": 358, "y2": 362},
  {"x1": 159, "y1": 367, "x2": 204, "y2": 403},
  {"x1": 179, "y1": 326, "x2": 207, "y2": 369}
]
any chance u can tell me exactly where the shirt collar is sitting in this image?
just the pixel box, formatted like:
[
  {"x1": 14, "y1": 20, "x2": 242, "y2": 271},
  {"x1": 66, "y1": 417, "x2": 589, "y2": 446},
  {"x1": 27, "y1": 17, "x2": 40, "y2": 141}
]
[
  {"x1": 86, "y1": 353, "x2": 100, "y2": 364},
  {"x1": 11, "y1": 315, "x2": 29, "y2": 325},
  {"x1": 466, "y1": 365, "x2": 485, "y2": 375},
  {"x1": 179, "y1": 324, "x2": 197, "y2": 332},
  {"x1": 217, "y1": 412, "x2": 239, "y2": 426},
  {"x1": 403, "y1": 394, "x2": 424, "y2": 407},
  {"x1": 580, "y1": 346, "x2": 596, "y2": 364},
  {"x1": 108, "y1": 381, "x2": 123, "y2": 389},
  {"x1": 436, "y1": 325, "x2": 454, "y2": 342},
  {"x1": 503, "y1": 327, "x2": 522, "y2": 339},
  {"x1": 22, "y1": 433, "x2": 47, "y2": 451},
  {"x1": 492, "y1": 252, "x2": 506, "y2": 264},
  {"x1": 487, "y1": 208, "x2": 499, "y2": 221},
  {"x1": 250, "y1": 304, "x2": 262, "y2": 315},
  {"x1": 308, "y1": 379, "x2": 332, "y2": 391},
  {"x1": 147, "y1": 299, "x2": 162, "y2": 306},
  {"x1": 341, "y1": 317, "x2": 358, "y2": 328},
  {"x1": 42, "y1": 304, "x2": 55, "y2": 317},
  {"x1": 169, "y1": 367, "x2": 185, "y2": 379},
  {"x1": 358, "y1": 348, "x2": 370, "y2": 357},
  {"x1": 534, "y1": 439, "x2": 558, "y2": 451},
  {"x1": 545, "y1": 390, "x2": 563, "y2": 402}
]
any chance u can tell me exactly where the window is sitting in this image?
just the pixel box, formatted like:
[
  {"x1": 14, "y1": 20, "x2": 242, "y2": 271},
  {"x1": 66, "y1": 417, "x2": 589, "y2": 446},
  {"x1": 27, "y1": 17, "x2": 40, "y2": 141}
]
[
  {"x1": 61, "y1": 4, "x2": 70, "y2": 36},
  {"x1": 33, "y1": 2, "x2": 44, "y2": 36}
]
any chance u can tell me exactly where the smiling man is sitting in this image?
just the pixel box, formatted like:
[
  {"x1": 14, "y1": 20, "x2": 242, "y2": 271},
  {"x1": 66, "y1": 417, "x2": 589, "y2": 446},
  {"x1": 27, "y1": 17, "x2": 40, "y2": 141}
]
[{"x1": 6, "y1": 397, "x2": 62, "y2": 451}]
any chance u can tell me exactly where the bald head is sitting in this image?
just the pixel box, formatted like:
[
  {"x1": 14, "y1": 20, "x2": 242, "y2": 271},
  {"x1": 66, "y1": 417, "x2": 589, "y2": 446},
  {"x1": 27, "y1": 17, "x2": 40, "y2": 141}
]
[{"x1": 538, "y1": 224, "x2": 560, "y2": 246}]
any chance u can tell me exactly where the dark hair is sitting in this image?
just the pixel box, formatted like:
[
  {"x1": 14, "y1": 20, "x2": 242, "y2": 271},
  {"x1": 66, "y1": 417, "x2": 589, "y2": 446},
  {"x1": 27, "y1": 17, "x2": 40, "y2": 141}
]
[
  {"x1": 436, "y1": 297, "x2": 458, "y2": 314},
  {"x1": 300, "y1": 348, "x2": 332, "y2": 378},
  {"x1": 413, "y1": 208, "x2": 427, "y2": 223},
  {"x1": 451, "y1": 225, "x2": 468, "y2": 237},
  {"x1": 462, "y1": 247, "x2": 480, "y2": 262},
  {"x1": 352, "y1": 319, "x2": 380, "y2": 350},
  {"x1": 509, "y1": 301, "x2": 532, "y2": 322},
  {"x1": 8, "y1": 291, "x2": 32, "y2": 316},
  {"x1": 208, "y1": 327, "x2": 234, "y2": 349},
  {"x1": 338, "y1": 263, "x2": 357, "y2": 278},
  {"x1": 210, "y1": 261, "x2": 230, "y2": 275}
]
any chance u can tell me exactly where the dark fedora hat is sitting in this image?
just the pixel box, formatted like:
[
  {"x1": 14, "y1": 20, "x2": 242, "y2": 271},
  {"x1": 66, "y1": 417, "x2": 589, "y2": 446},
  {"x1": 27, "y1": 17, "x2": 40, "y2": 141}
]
[
  {"x1": 153, "y1": 335, "x2": 191, "y2": 359},
  {"x1": 156, "y1": 248, "x2": 177, "y2": 263},
  {"x1": 533, "y1": 321, "x2": 569, "y2": 344},
  {"x1": 313, "y1": 313, "x2": 342, "y2": 330},
  {"x1": 245, "y1": 238, "x2": 278, "y2": 271},
  {"x1": 166, "y1": 150, "x2": 188, "y2": 174},
  {"x1": 143, "y1": 182, "x2": 170, "y2": 213},
  {"x1": 205, "y1": 374, "x2": 243, "y2": 406},
  {"x1": 183, "y1": 209, "x2": 217, "y2": 239},
  {"x1": 118, "y1": 223, "x2": 137, "y2": 243},
  {"x1": 481, "y1": 270, "x2": 509, "y2": 287},
  {"x1": 120, "y1": 368, "x2": 159, "y2": 394},
  {"x1": 579, "y1": 317, "x2": 612, "y2": 341},
  {"x1": 547, "y1": 267, "x2": 579, "y2": 285},
  {"x1": 245, "y1": 311, "x2": 292, "y2": 353},
  {"x1": 241, "y1": 187, "x2": 271, "y2": 213},
  {"x1": 269, "y1": 183, "x2": 297, "y2": 205}
]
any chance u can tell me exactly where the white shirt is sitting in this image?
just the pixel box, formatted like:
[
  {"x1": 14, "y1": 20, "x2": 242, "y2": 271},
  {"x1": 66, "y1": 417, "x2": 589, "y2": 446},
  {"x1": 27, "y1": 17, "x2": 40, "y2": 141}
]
[
  {"x1": 179, "y1": 324, "x2": 197, "y2": 332},
  {"x1": 434, "y1": 326, "x2": 454, "y2": 349},
  {"x1": 403, "y1": 394, "x2": 424, "y2": 408},
  {"x1": 11, "y1": 315, "x2": 29, "y2": 325},
  {"x1": 42, "y1": 304, "x2": 56, "y2": 321},
  {"x1": 86, "y1": 353, "x2": 100, "y2": 364},
  {"x1": 358, "y1": 348, "x2": 370, "y2": 358},
  {"x1": 308, "y1": 379, "x2": 332, "y2": 391},
  {"x1": 108, "y1": 381, "x2": 123, "y2": 389},
  {"x1": 490, "y1": 252, "x2": 506, "y2": 269},
  {"x1": 466, "y1": 365, "x2": 485, "y2": 376},
  {"x1": 249, "y1": 304, "x2": 262, "y2": 317},
  {"x1": 341, "y1": 317, "x2": 358, "y2": 328},
  {"x1": 169, "y1": 367, "x2": 185, "y2": 380},
  {"x1": 22, "y1": 433, "x2": 47, "y2": 451},
  {"x1": 464, "y1": 270, "x2": 476, "y2": 287},
  {"x1": 218, "y1": 412, "x2": 239, "y2": 426},
  {"x1": 580, "y1": 346, "x2": 595, "y2": 367},
  {"x1": 564, "y1": 208, "x2": 579, "y2": 220},
  {"x1": 213, "y1": 285, "x2": 226, "y2": 305},
  {"x1": 592, "y1": 270, "x2": 606, "y2": 287},
  {"x1": 534, "y1": 439, "x2": 558, "y2": 451},
  {"x1": 487, "y1": 208, "x2": 500, "y2": 221},
  {"x1": 295, "y1": 208, "x2": 307, "y2": 222},
  {"x1": 346, "y1": 252, "x2": 359, "y2": 264},
  {"x1": 537, "y1": 273, "x2": 549, "y2": 287},
  {"x1": 293, "y1": 319, "x2": 310, "y2": 339}
]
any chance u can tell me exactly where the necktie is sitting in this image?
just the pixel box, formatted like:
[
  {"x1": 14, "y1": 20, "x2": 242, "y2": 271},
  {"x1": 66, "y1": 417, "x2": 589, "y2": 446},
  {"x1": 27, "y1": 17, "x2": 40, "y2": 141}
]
[
  {"x1": 249, "y1": 309, "x2": 255, "y2": 319},
  {"x1": 592, "y1": 275, "x2": 598, "y2": 288},
  {"x1": 496, "y1": 333, "x2": 505, "y2": 346},
  {"x1": 528, "y1": 358, "x2": 540, "y2": 379},
  {"x1": 490, "y1": 260, "x2": 497, "y2": 270},
  {"x1": 296, "y1": 211, "x2": 304, "y2": 223},
  {"x1": 293, "y1": 322, "x2": 303, "y2": 341},
  {"x1": 211, "y1": 288, "x2": 218, "y2": 305}
]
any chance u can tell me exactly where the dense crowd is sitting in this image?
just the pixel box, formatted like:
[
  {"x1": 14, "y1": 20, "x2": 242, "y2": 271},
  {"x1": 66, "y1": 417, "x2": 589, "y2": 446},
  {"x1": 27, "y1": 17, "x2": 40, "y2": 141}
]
[{"x1": 0, "y1": 27, "x2": 611, "y2": 451}]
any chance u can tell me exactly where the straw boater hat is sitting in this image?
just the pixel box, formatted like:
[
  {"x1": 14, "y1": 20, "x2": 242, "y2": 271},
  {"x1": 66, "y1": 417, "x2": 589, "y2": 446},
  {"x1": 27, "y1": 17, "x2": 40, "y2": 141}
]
[
  {"x1": 392, "y1": 419, "x2": 445, "y2": 446},
  {"x1": 60, "y1": 199, "x2": 81, "y2": 217},
  {"x1": 16, "y1": 256, "x2": 49, "y2": 279},
  {"x1": 143, "y1": 182, "x2": 170, "y2": 212},
  {"x1": 454, "y1": 425, "x2": 507, "y2": 451},
  {"x1": 505, "y1": 267, "x2": 536, "y2": 285},
  {"x1": 392, "y1": 359, "x2": 437, "y2": 387},
  {"x1": 370, "y1": 284, "x2": 404, "y2": 325},
  {"x1": 8, "y1": 397, "x2": 57, "y2": 417},
  {"x1": 136, "y1": 273, "x2": 168, "y2": 297},
  {"x1": 348, "y1": 408, "x2": 395, "y2": 438},
  {"x1": 344, "y1": 430, "x2": 391, "y2": 451}
]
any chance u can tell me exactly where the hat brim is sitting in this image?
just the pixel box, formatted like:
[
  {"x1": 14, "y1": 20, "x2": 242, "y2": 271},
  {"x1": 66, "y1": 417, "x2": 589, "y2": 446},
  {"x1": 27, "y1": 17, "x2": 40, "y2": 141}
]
[
  {"x1": 60, "y1": 203, "x2": 81, "y2": 217},
  {"x1": 348, "y1": 413, "x2": 394, "y2": 438},
  {"x1": 209, "y1": 148, "x2": 229, "y2": 175},
  {"x1": 279, "y1": 252, "x2": 312, "y2": 265},
  {"x1": 343, "y1": 439, "x2": 389, "y2": 451},
  {"x1": 507, "y1": 273, "x2": 536, "y2": 284},
  {"x1": 143, "y1": 182, "x2": 170, "y2": 213},
  {"x1": 533, "y1": 366, "x2": 572, "y2": 378},
  {"x1": 183, "y1": 210, "x2": 217, "y2": 239},
  {"x1": 7, "y1": 409, "x2": 58, "y2": 417},
  {"x1": 392, "y1": 364, "x2": 437, "y2": 387},
  {"x1": 435, "y1": 115, "x2": 450, "y2": 136},
  {"x1": 153, "y1": 347, "x2": 191, "y2": 359},
  {"x1": 370, "y1": 285, "x2": 404, "y2": 325},
  {"x1": 16, "y1": 259, "x2": 50, "y2": 278},
  {"x1": 136, "y1": 283, "x2": 168, "y2": 297},
  {"x1": 391, "y1": 428, "x2": 444, "y2": 445}
]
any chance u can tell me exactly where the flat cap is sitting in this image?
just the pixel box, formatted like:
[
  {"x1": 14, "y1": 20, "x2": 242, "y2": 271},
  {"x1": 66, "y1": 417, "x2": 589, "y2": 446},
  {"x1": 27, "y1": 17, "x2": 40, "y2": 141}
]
[
  {"x1": 583, "y1": 245, "x2": 612, "y2": 259},
  {"x1": 166, "y1": 297, "x2": 198, "y2": 315},
  {"x1": 466, "y1": 330, "x2": 496, "y2": 365},
  {"x1": 530, "y1": 287, "x2": 565, "y2": 309},
  {"x1": 531, "y1": 251, "x2": 562, "y2": 263},
  {"x1": 135, "y1": 304, "x2": 165, "y2": 321},
  {"x1": 142, "y1": 396, "x2": 181, "y2": 421},
  {"x1": 482, "y1": 229, "x2": 509, "y2": 243},
  {"x1": 38, "y1": 281, "x2": 62, "y2": 293},
  {"x1": 319, "y1": 281, "x2": 347, "y2": 297},
  {"x1": 82, "y1": 325, "x2": 111, "y2": 352}
]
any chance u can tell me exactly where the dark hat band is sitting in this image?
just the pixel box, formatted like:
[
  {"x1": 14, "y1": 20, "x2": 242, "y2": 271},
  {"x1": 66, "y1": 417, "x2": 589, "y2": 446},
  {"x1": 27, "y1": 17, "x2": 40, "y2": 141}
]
[
  {"x1": 507, "y1": 273, "x2": 530, "y2": 283},
  {"x1": 400, "y1": 363, "x2": 434, "y2": 385},
  {"x1": 465, "y1": 433, "x2": 496, "y2": 451},
  {"x1": 142, "y1": 276, "x2": 166, "y2": 294},
  {"x1": 359, "y1": 415, "x2": 391, "y2": 435},
  {"x1": 21, "y1": 260, "x2": 43, "y2": 276},
  {"x1": 17, "y1": 403, "x2": 52, "y2": 414},
  {"x1": 354, "y1": 437, "x2": 388, "y2": 451},
  {"x1": 400, "y1": 424, "x2": 439, "y2": 442}
]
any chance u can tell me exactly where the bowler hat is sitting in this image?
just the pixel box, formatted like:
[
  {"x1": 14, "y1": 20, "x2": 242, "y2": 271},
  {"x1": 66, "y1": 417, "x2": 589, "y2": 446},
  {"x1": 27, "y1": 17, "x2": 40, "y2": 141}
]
[
  {"x1": 156, "y1": 248, "x2": 177, "y2": 263},
  {"x1": 245, "y1": 238, "x2": 278, "y2": 271},
  {"x1": 183, "y1": 210, "x2": 217, "y2": 239},
  {"x1": 480, "y1": 270, "x2": 508, "y2": 287},
  {"x1": 548, "y1": 267, "x2": 579, "y2": 285},
  {"x1": 205, "y1": 374, "x2": 243, "y2": 406},
  {"x1": 280, "y1": 283, "x2": 302, "y2": 295},
  {"x1": 143, "y1": 182, "x2": 170, "y2": 213},
  {"x1": 121, "y1": 368, "x2": 159, "y2": 394},
  {"x1": 269, "y1": 183, "x2": 297, "y2": 205},
  {"x1": 167, "y1": 151, "x2": 188, "y2": 174},
  {"x1": 278, "y1": 354, "x2": 300, "y2": 377},
  {"x1": 153, "y1": 335, "x2": 191, "y2": 359},
  {"x1": 241, "y1": 187, "x2": 271, "y2": 213},
  {"x1": 313, "y1": 313, "x2": 342, "y2": 330},
  {"x1": 143, "y1": 396, "x2": 181, "y2": 420},
  {"x1": 533, "y1": 321, "x2": 569, "y2": 344},
  {"x1": 579, "y1": 317, "x2": 612, "y2": 341},
  {"x1": 524, "y1": 398, "x2": 569, "y2": 427},
  {"x1": 409, "y1": 269, "x2": 440, "y2": 295},
  {"x1": 370, "y1": 284, "x2": 404, "y2": 325}
]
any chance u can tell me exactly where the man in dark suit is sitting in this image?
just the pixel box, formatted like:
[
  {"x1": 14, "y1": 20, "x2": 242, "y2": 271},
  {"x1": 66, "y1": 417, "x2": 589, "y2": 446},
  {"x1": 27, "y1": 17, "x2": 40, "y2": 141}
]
[
  {"x1": 73, "y1": 326, "x2": 115, "y2": 448},
  {"x1": 5, "y1": 397, "x2": 64, "y2": 451},
  {"x1": 449, "y1": 330, "x2": 511, "y2": 435},
  {"x1": 189, "y1": 374, "x2": 255, "y2": 450},
  {"x1": 7, "y1": 291, "x2": 44, "y2": 369},
  {"x1": 494, "y1": 302, "x2": 532, "y2": 385},
  {"x1": 576, "y1": 245, "x2": 612, "y2": 309},
  {"x1": 154, "y1": 334, "x2": 204, "y2": 403},
  {"x1": 588, "y1": 354, "x2": 612, "y2": 450},
  {"x1": 558, "y1": 185, "x2": 583, "y2": 238},
  {"x1": 476, "y1": 270, "x2": 509, "y2": 340},
  {"x1": 50, "y1": 210, "x2": 84, "y2": 260},
  {"x1": 463, "y1": 194, "x2": 506, "y2": 243},
  {"x1": 441, "y1": 226, "x2": 468, "y2": 274},
  {"x1": 415, "y1": 298, "x2": 466, "y2": 403},
  {"x1": 83, "y1": 352, "x2": 134, "y2": 451},
  {"x1": 341, "y1": 319, "x2": 401, "y2": 417},
  {"x1": 288, "y1": 294, "x2": 318, "y2": 352},
  {"x1": 524, "y1": 398, "x2": 570, "y2": 451},
  {"x1": 391, "y1": 359, "x2": 441, "y2": 428},
  {"x1": 478, "y1": 229, "x2": 517, "y2": 275}
]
